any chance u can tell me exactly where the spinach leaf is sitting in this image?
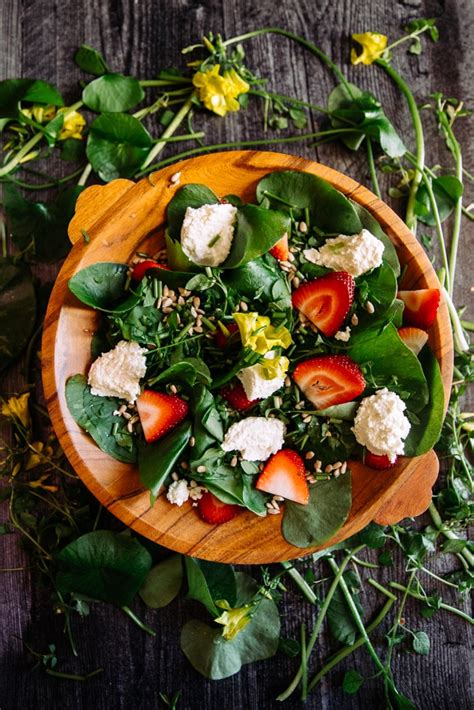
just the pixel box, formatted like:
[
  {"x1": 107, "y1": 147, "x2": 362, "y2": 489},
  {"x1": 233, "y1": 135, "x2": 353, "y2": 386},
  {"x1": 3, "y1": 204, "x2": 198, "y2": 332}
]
[
  {"x1": 112, "y1": 304, "x2": 162, "y2": 343},
  {"x1": 139, "y1": 554, "x2": 183, "y2": 608},
  {"x1": 184, "y1": 557, "x2": 237, "y2": 617},
  {"x1": 56, "y1": 530, "x2": 152, "y2": 606},
  {"x1": 351, "y1": 201, "x2": 400, "y2": 276},
  {"x1": 349, "y1": 323, "x2": 429, "y2": 412},
  {"x1": 165, "y1": 232, "x2": 197, "y2": 272},
  {"x1": 86, "y1": 113, "x2": 153, "y2": 182},
  {"x1": 223, "y1": 254, "x2": 291, "y2": 309},
  {"x1": 82, "y1": 73, "x2": 144, "y2": 113},
  {"x1": 74, "y1": 44, "x2": 109, "y2": 76},
  {"x1": 282, "y1": 472, "x2": 352, "y2": 547},
  {"x1": 220, "y1": 205, "x2": 290, "y2": 269},
  {"x1": 181, "y1": 572, "x2": 280, "y2": 680},
  {"x1": 138, "y1": 420, "x2": 192, "y2": 504},
  {"x1": 65, "y1": 375, "x2": 137, "y2": 463},
  {"x1": 190, "y1": 386, "x2": 224, "y2": 457},
  {"x1": 356, "y1": 262, "x2": 397, "y2": 323},
  {"x1": 404, "y1": 346, "x2": 445, "y2": 456},
  {"x1": 149, "y1": 358, "x2": 211, "y2": 388},
  {"x1": 68, "y1": 263, "x2": 128, "y2": 310},
  {"x1": 0, "y1": 260, "x2": 36, "y2": 374},
  {"x1": 0, "y1": 78, "x2": 63, "y2": 119},
  {"x1": 167, "y1": 184, "x2": 220, "y2": 240},
  {"x1": 327, "y1": 571, "x2": 363, "y2": 645},
  {"x1": 414, "y1": 175, "x2": 463, "y2": 226},
  {"x1": 256, "y1": 170, "x2": 362, "y2": 235}
]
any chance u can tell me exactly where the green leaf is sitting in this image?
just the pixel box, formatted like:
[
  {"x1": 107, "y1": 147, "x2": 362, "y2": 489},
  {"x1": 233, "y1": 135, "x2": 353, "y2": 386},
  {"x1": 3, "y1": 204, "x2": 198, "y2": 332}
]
[
  {"x1": 282, "y1": 472, "x2": 352, "y2": 547},
  {"x1": 65, "y1": 375, "x2": 137, "y2": 463},
  {"x1": 221, "y1": 205, "x2": 290, "y2": 269},
  {"x1": 278, "y1": 637, "x2": 301, "y2": 657},
  {"x1": 139, "y1": 554, "x2": 183, "y2": 608},
  {"x1": 165, "y1": 232, "x2": 197, "y2": 272},
  {"x1": 348, "y1": 522, "x2": 387, "y2": 549},
  {"x1": 181, "y1": 572, "x2": 280, "y2": 679},
  {"x1": 0, "y1": 78, "x2": 63, "y2": 118},
  {"x1": 328, "y1": 83, "x2": 366, "y2": 150},
  {"x1": 414, "y1": 175, "x2": 463, "y2": 226},
  {"x1": 343, "y1": 669, "x2": 364, "y2": 694},
  {"x1": 74, "y1": 44, "x2": 109, "y2": 76},
  {"x1": 59, "y1": 137, "x2": 86, "y2": 162},
  {"x1": 138, "y1": 421, "x2": 192, "y2": 504},
  {"x1": 82, "y1": 73, "x2": 144, "y2": 113},
  {"x1": 167, "y1": 184, "x2": 220, "y2": 240},
  {"x1": 404, "y1": 346, "x2": 444, "y2": 456},
  {"x1": 150, "y1": 358, "x2": 211, "y2": 387},
  {"x1": 68, "y1": 262, "x2": 128, "y2": 310},
  {"x1": 412, "y1": 630, "x2": 430, "y2": 655},
  {"x1": 190, "y1": 385, "x2": 224, "y2": 456},
  {"x1": 56, "y1": 530, "x2": 152, "y2": 606},
  {"x1": 184, "y1": 557, "x2": 237, "y2": 617},
  {"x1": 0, "y1": 259, "x2": 36, "y2": 374},
  {"x1": 256, "y1": 170, "x2": 362, "y2": 235},
  {"x1": 222, "y1": 254, "x2": 291, "y2": 309},
  {"x1": 355, "y1": 262, "x2": 398, "y2": 323},
  {"x1": 86, "y1": 112, "x2": 152, "y2": 181},
  {"x1": 441, "y1": 538, "x2": 467, "y2": 554},
  {"x1": 327, "y1": 572, "x2": 363, "y2": 645}
]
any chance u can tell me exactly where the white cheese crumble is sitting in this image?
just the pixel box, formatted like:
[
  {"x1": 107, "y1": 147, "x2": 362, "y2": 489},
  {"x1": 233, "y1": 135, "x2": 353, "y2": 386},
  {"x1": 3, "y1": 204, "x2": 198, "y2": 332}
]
[
  {"x1": 88, "y1": 340, "x2": 147, "y2": 403},
  {"x1": 166, "y1": 479, "x2": 190, "y2": 506},
  {"x1": 181, "y1": 203, "x2": 237, "y2": 266},
  {"x1": 303, "y1": 228, "x2": 384, "y2": 277},
  {"x1": 334, "y1": 326, "x2": 351, "y2": 342},
  {"x1": 237, "y1": 364, "x2": 285, "y2": 401},
  {"x1": 352, "y1": 388, "x2": 411, "y2": 463},
  {"x1": 221, "y1": 417, "x2": 286, "y2": 461}
]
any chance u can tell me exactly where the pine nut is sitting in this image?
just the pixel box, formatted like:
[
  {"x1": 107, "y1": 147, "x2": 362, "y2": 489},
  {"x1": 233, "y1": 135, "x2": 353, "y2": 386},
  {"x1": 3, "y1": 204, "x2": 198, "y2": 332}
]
[
  {"x1": 305, "y1": 451, "x2": 315, "y2": 460},
  {"x1": 340, "y1": 462, "x2": 348, "y2": 474},
  {"x1": 292, "y1": 277, "x2": 301, "y2": 288},
  {"x1": 169, "y1": 384, "x2": 178, "y2": 394},
  {"x1": 267, "y1": 508, "x2": 280, "y2": 515},
  {"x1": 197, "y1": 465, "x2": 207, "y2": 473},
  {"x1": 314, "y1": 460, "x2": 322, "y2": 472},
  {"x1": 240, "y1": 301, "x2": 248, "y2": 312},
  {"x1": 161, "y1": 297, "x2": 173, "y2": 309},
  {"x1": 324, "y1": 464, "x2": 333, "y2": 473},
  {"x1": 189, "y1": 436, "x2": 196, "y2": 447},
  {"x1": 298, "y1": 221, "x2": 308, "y2": 233},
  {"x1": 192, "y1": 296, "x2": 201, "y2": 308},
  {"x1": 351, "y1": 313, "x2": 359, "y2": 326},
  {"x1": 171, "y1": 472, "x2": 179, "y2": 481},
  {"x1": 365, "y1": 301, "x2": 375, "y2": 314},
  {"x1": 230, "y1": 456, "x2": 238, "y2": 467}
]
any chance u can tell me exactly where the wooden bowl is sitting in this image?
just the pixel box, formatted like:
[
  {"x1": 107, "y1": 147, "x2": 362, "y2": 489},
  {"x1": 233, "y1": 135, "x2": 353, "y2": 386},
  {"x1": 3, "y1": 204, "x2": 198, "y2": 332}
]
[{"x1": 42, "y1": 151, "x2": 453, "y2": 564}]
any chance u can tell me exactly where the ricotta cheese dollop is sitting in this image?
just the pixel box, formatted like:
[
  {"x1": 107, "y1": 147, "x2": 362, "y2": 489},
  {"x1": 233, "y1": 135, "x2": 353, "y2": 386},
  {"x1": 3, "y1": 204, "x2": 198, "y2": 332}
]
[
  {"x1": 303, "y1": 228, "x2": 384, "y2": 277},
  {"x1": 237, "y1": 364, "x2": 285, "y2": 401},
  {"x1": 352, "y1": 388, "x2": 411, "y2": 462},
  {"x1": 221, "y1": 416, "x2": 286, "y2": 461},
  {"x1": 87, "y1": 340, "x2": 147, "y2": 403},
  {"x1": 166, "y1": 479, "x2": 190, "y2": 507},
  {"x1": 181, "y1": 203, "x2": 238, "y2": 266}
]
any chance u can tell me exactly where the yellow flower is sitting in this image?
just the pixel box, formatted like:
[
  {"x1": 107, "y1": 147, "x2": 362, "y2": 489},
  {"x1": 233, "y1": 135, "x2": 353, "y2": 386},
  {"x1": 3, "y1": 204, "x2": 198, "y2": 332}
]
[
  {"x1": 351, "y1": 32, "x2": 388, "y2": 65},
  {"x1": 28, "y1": 473, "x2": 58, "y2": 493},
  {"x1": 25, "y1": 441, "x2": 54, "y2": 470},
  {"x1": 1, "y1": 393, "x2": 31, "y2": 430},
  {"x1": 21, "y1": 104, "x2": 57, "y2": 123},
  {"x1": 233, "y1": 313, "x2": 292, "y2": 355},
  {"x1": 192, "y1": 64, "x2": 249, "y2": 117},
  {"x1": 57, "y1": 108, "x2": 86, "y2": 140},
  {"x1": 259, "y1": 353, "x2": 290, "y2": 381},
  {"x1": 214, "y1": 600, "x2": 254, "y2": 640}
]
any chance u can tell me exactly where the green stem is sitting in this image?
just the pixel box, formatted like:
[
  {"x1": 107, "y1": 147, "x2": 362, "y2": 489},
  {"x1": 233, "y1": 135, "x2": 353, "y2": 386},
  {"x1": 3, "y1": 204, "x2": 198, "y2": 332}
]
[
  {"x1": 1, "y1": 166, "x2": 84, "y2": 190},
  {"x1": 366, "y1": 138, "x2": 381, "y2": 198},
  {"x1": 276, "y1": 546, "x2": 364, "y2": 702},
  {"x1": 139, "y1": 77, "x2": 192, "y2": 86},
  {"x1": 389, "y1": 582, "x2": 474, "y2": 624},
  {"x1": 248, "y1": 88, "x2": 330, "y2": 115},
  {"x1": 429, "y1": 501, "x2": 473, "y2": 566},
  {"x1": 445, "y1": 124, "x2": 463, "y2": 297},
  {"x1": 45, "y1": 668, "x2": 104, "y2": 681},
  {"x1": 121, "y1": 605, "x2": 156, "y2": 636},
  {"x1": 300, "y1": 623, "x2": 308, "y2": 700},
  {"x1": 307, "y1": 598, "x2": 395, "y2": 693},
  {"x1": 0, "y1": 131, "x2": 44, "y2": 177},
  {"x1": 150, "y1": 131, "x2": 205, "y2": 144},
  {"x1": 422, "y1": 175, "x2": 451, "y2": 293},
  {"x1": 281, "y1": 561, "x2": 318, "y2": 605},
  {"x1": 376, "y1": 59, "x2": 424, "y2": 234},
  {"x1": 367, "y1": 578, "x2": 397, "y2": 600},
  {"x1": 77, "y1": 163, "x2": 92, "y2": 187},
  {"x1": 442, "y1": 287, "x2": 470, "y2": 353},
  {"x1": 141, "y1": 97, "x2": 194, "y2": 170},
  {"x1": 461, "y1": 319, "x2": 474, "y2": 331}
]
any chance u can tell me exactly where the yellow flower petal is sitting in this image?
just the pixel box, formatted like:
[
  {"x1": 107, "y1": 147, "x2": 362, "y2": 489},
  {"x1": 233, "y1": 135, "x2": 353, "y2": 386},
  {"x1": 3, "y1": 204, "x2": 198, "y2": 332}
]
[
  {"x1": 1, "y1": 393, "x2": 31, "y2": 429},
  {"x1": 233, "y1": 313, "x2": 292, "y2": 355},
  {"x1": 57, "y1": 108, "x2": 86, "y2": 140},
  {"x1": 351, "y1": 32, "x2": 388, "y2": 65},
  {"x1": 192, "y1": 64, "x2": 249, "y2": 117},
  {"x1": 214, "y1": 600, "x2": 254, "y2": 640},
  {"x1": 260, "y1": 354, "x2": 289, "y2": 380},
  {"x1": 25, "y1": 441, "x2": 53, "y2": 470}
]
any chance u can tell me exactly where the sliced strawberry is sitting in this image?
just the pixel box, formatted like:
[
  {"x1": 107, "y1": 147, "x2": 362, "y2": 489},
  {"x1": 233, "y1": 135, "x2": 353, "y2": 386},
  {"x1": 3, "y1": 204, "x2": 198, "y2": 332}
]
[
  {"x1": 292, "y1": 354, "x2": 365, "y2": 410},
  {"x1": 398, "y1": 289, "x2": 440, "y2": 329},
  {"x1": 131, "y1": 260, "x2": 169, "y2": 281},
  {"x1": 364, "y1": 451, "x2": 398, "y2": 470},
  {"x1": 136, "y1": 390, "x2": 188, "y2": 443},
  {"x1": 220, "y1": 380, "x2": 258, "y2": 411},
  {"x1": 398, "y1": 326, "x2": 429, "y2": 355},
  {"x1": 214, "y1": 322, "x2": 239, "y2": 349},
  {"x1": 256, "y1": 449, "x2": 309, "y2": 505},
  {"x1": 197, "y1": 492, "x2": 240, "y2": 524},
  {"x1": 292, "y1": 272, "x2": 355, "y2": 337},
  {"x1": 270, "y1": 233, "x2": 289, "y2": 261}
]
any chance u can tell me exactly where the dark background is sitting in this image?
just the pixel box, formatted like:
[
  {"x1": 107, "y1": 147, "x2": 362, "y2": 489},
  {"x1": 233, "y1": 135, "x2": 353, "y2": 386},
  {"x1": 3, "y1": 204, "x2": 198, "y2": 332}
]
[{"x1": 0, "y1": 1, "x2": 472, "y2": 708}]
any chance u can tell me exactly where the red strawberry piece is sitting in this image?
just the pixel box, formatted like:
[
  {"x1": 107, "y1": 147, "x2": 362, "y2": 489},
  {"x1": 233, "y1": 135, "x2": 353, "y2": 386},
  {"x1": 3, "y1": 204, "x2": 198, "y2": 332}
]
[
  {"x1": 270, "y1": 233, "x2": 289, "y2": 261},
  {"x1": 197, "y1": 492, "x2": 240, "y2": 524},
  {"x1": 398, "y1": 326, "x2": 429, "y2": 355},
  {"x1": 220, "y1": 380, "x2": 258, "y2": 411},
  {"x1": 292, "y1": 272, "x2": 355, "y2": 337},
  {"x1": 397, "y1": 289, "x2": 440, "y2": 329},
  {"x1": 131, "y1": 260, "x2": 169, "y2": 281},
  {"x1": 214, "y1": 322, "x2": 239, "y2": 349},
  {"x1": 364, "y1": 451, "x2": 398, "y2": 470},
  {"x1": 256, "y1": 449, "x2": 309, "y2": 505},
  {"x1": 136, "y1": 390, "x2": 189, "y2": 443},
  {"x1": 292, "y1": 354, "x2": 365, "y2": 410}
]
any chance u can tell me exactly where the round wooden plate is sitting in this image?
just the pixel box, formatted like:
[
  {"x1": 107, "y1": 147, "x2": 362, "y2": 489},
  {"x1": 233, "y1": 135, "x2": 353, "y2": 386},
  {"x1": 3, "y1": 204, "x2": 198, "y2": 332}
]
[{"x1": 42, "y1": 151, "x2": 453, "y2": 564}]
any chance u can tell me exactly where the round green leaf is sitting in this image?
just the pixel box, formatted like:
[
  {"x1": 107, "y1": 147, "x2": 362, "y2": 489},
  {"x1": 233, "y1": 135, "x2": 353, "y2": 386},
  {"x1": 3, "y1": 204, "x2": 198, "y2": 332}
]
[
  {"x1": 86, "y1": 113, "x2": 152, "y2": 181},
  {"x1": 0, "y1": 78, "x2": 63, "y2": 119},
  {"x1": 412, "y1": 631, "x2": 430, "y2": 655},
  {"x1": 68, "y1": 262, "x2": 129, "y2": 309},
  {"x1": 139, "y1": 554, "x2": 183, "y2": 608},
  {"x1": 82, "y1": 73, "x2": 144, "y2": 113},
  {"x1": 74, "y1": 44, "x2": 109, "y2": 76}
]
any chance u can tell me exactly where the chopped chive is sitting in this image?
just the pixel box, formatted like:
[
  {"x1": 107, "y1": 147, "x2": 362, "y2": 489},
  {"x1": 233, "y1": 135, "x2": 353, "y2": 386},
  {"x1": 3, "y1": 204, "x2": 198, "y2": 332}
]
[
  {"x1": 208, "y1": 234, "x2": 221, "y2": 247},
  {"x1": 81, "y1": 229, "x2": 91, "y2": 244}
]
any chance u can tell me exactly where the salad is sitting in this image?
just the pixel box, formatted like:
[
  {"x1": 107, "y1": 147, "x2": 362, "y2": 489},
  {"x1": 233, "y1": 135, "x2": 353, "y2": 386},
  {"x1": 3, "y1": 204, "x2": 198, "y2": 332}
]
[{"x1": 65, "y1": 169, "x2": 444, "y2": 548}]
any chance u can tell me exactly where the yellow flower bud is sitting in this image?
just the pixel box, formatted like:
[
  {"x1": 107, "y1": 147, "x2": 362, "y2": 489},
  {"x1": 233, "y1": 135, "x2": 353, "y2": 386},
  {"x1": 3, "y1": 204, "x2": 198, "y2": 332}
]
[
  {"x1": 351, "y1": 32, "x2": 388, "y2": 65},
  {"x1": 214, "y1": 600, "x2": 254, "y2": 640},
  {"x1": 1, "y1": 392, "x2": 31, "y2": 430}
]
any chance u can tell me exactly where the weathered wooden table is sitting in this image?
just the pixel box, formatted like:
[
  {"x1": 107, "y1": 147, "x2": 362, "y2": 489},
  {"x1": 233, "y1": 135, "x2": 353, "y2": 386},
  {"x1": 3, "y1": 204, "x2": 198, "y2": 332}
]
[{"x1": 1, "y1": 1, "x2": 472, "y2": 708}]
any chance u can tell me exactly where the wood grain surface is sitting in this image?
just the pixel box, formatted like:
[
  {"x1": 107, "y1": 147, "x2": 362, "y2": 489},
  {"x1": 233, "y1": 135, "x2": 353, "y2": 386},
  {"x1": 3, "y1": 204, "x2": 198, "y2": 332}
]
[{"x1": 1, "y1": 1, "x2": 472, "y2": 709}]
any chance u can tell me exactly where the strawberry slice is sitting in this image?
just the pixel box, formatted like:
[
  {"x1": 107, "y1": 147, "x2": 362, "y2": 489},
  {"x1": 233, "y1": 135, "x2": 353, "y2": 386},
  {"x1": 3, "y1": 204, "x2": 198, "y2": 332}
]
[
  {"x1": 256, "y1": 449, "x2": 309, "y2": 505},
  {"x1": 214, "y1": 322, "x2": 239, "y2": 349},
  {"x1": 292, "y1": 354, "x2": 365, "y2": 410},
  {"x1": 131, "y1": 260, "x2": 169, "y2": 281},
  {"x1": 292, "y1": 272, "x2": 355, "y2": 337},
  {"x1": 398, "y1": 289, "x2": 440, "y2": 329},
  {"x1": 270, "y1": 233, "x2": 289, "y2": 261},
  {"x1": 398, "y1": 326, "x2": 429, "y2": 355},
  {"x1": 136, "y1": 390, "x2": 189, "y2": 443},
  {"x1": 364, "y1": 451, "x2": 398, "y2": 470},
  {"x1": 220, "y1": 381, "x2": 258, "y2": 411},
  {"x1": 197, "y1": 492, "x2": 240, "y2": 524}
]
